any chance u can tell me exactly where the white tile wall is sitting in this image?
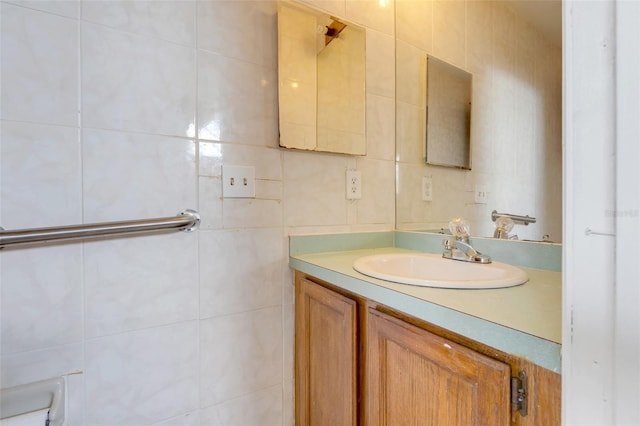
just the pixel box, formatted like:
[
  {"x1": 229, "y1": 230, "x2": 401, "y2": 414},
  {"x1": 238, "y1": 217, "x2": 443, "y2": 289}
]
[{"x1": 0, "y1": 1, "x2": 395, "y2": 425}]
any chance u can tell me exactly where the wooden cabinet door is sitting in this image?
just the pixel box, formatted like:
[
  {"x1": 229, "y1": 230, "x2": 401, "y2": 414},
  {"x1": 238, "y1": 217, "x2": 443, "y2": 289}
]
[
  {"x1": 295, "y1": 277, "x2": 357, "y2": 426},
  {"x1": 365, "y1": 308, "x2": 511, "y2": 426}
]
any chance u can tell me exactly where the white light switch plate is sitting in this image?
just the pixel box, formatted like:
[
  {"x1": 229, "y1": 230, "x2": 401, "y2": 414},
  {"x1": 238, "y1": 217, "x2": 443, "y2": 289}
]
[
  {"x1": 474, "y1": 185, "x2": 488, "y2": 204},
  {"x1": 222, "y1": 165, "x2": 255, "y2": 198}
]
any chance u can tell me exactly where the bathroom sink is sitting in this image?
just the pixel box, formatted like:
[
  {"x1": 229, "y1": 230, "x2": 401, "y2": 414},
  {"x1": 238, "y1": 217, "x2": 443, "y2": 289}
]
[{"x1": 352, "y1": 253, "x2": 528, "y2": 289}]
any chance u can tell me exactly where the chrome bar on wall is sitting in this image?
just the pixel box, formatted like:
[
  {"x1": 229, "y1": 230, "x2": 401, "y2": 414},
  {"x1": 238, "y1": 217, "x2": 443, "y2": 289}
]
[
  {"x1": 491, "y1": 210, "x2": 537, "y2": 226},
  {"x1": 0, "y1": 209, "x2": 200, "y2": 249}
]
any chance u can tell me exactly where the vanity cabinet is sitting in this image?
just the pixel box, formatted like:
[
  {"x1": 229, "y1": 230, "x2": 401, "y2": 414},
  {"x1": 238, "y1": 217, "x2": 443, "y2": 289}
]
[{"x1": 294, "y1": 271, "x2": 561, "y2": 426}]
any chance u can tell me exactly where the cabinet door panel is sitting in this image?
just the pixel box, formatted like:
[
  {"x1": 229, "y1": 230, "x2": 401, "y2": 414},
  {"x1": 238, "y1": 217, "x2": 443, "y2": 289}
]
[
  {"x1": 295, "y1": 278, "x2": 357, "y2": 426},
  {"x1": 366, "y1": 308, "x2": 510, "y2": 426}
]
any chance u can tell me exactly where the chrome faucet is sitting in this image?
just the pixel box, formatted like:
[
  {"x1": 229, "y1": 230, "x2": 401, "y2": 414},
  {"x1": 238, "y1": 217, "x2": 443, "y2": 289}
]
[
  {"x1": 442, "y1": 217, "x2": 492, "y2": 264},
  {"x1": 442, "y1": 238, "x2": 492, "y2": 264}
]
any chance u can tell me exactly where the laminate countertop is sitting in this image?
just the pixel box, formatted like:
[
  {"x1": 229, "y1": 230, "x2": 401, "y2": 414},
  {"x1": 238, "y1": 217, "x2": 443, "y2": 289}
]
[{"x1": 290, "y1": 246, "x2": 561, "y2": 372}]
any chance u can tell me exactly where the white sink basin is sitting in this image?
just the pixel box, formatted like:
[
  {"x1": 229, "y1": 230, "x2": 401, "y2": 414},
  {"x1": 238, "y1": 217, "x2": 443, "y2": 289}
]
[{"x1": 353, "y1": 253, "x2": 528, "y2": 289}]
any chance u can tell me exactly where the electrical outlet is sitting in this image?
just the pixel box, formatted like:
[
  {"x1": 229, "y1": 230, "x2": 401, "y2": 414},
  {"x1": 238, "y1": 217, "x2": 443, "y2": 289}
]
[
  {"x1": 474, "y1": 185, "x2": 488, "y2": 204},
  {"x1": 422, "y1": 176, "x2": 433, "y2": 201},
  {"x1": 346, "y1": 170, "x2": 362, "y2": 200},
  {"x1": 222, "y1": 165, "x2": 255, "y2": 198}
]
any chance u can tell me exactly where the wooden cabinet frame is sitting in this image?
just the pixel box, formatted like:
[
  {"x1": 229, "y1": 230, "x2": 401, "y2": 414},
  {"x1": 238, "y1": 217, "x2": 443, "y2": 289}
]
[{"x1": 294, "y1": 272, "x2": 561, "y2": 425}]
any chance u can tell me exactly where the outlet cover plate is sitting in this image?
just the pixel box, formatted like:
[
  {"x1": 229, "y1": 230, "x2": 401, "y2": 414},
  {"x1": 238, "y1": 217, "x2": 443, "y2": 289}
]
[
  {"x1": 222, "y1": 165, "x2": 255, "y2": 198},
  {"x1": 346, "y1": 170, "x2": 362, "y2": 200},
  {"x1": 422, "y1": 176, "x2": 433, "y2": 201}
]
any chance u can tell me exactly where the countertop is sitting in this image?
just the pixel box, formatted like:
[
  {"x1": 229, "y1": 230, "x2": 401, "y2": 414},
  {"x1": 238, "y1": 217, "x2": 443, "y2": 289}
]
[{"x1": 290, "y1": 245, "x2": 562, "y2": 372}]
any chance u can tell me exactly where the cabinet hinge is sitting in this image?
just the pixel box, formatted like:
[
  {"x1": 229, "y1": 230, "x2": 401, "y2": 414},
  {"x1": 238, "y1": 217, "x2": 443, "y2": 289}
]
[{"x1": 511, "y1": 371, "x2": 528, "y2": 417}]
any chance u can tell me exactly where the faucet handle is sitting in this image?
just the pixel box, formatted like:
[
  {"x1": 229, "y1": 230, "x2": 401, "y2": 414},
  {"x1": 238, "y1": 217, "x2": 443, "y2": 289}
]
[{"x1": 448, "y1": 217, "x2": 470, "y2": 242}]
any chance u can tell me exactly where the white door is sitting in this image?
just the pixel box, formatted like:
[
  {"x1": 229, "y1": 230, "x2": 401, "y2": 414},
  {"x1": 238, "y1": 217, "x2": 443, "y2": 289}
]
[{"x1": 563, "y1": 1, "x2": 640, "y2": 424}]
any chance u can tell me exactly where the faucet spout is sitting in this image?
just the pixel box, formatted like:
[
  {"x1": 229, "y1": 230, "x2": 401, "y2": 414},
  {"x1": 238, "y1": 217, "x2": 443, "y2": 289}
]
[{"x1": 442, "y1": 239, "x2": 492, "y2": 264}]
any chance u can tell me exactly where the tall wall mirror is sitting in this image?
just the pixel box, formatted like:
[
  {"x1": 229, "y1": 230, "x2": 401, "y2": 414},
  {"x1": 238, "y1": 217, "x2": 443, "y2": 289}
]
[
  {"x1": 425, "y1": 55, "x2": 472, "y2": 169},
  {"x1": 395, "y1": 0, "x2": 562, "y2": 242},
  {"x1": 277, "y1": 1, "x2": 366, "y2": 155}
]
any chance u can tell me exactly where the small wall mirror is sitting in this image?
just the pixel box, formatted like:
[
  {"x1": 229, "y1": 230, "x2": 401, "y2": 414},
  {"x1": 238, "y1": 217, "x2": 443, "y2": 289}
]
[
  {"x1": 277, "y1": 1, "x2": 366, "y2": 155},
  {"x1": 425, "y1": 55, "x2": 472, "y2": 169}
]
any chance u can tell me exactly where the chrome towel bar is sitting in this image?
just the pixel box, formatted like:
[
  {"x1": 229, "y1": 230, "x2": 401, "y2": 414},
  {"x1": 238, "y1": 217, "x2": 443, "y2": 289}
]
[
  {"x1": 491, "y1": 210, "x2": 536, "y2": 226},
  {"x1": 0, "y1": 209, "x2": 200, "y2": 249}
]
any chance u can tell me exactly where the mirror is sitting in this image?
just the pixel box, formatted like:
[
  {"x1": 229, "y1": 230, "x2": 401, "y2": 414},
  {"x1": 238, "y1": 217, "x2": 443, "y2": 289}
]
[
  {"x1": 395, "y1": 0, "x2": 563, "y2": 242},
  {"x1": 425, "y1": 55, "x2": 472, "y2": 169},
  {"x1": 277, "y1": 1, "x2": 366, "y2": 155}
]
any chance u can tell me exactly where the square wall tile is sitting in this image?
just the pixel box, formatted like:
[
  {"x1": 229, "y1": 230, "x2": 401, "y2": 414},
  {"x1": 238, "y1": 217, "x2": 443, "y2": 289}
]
[
  {"x1": 283, "y1": 151, "x2": 349, "y2": 227},
  {"x1": 355, "y1": 158, "x2": 395, "y2": 225},
  {"x1": 82, "y1": 22, "x2": 196, "y2": 137},
  {"x1": 82, "y1": 0, "x2": 196, "y2": 46},
  {"x1": 492, "y1": 3, "x2": 517, "y2": 73},
  {"x1": 200, "y1": 307, "x2": 283, "y2": 407},
  {"x1": 199, "y1": 176, "x2": 223, "y2": 230},
  {"x1": 432, "y1": 0, "x2": 466, "y2": 69},
  {"x1": 84, "y1": 322, "x2": 199, "y2": 426},
  {"x1": 395, "y1": 0, "x2": 432, "y2": 51},
  {"x1": 199, "y1": 228, "x2": 282, "y2": 319},
  {"x1": 366, "y1": 94, "x2": 395, "y2": 161},
  {"x1": 395, "y1": 162, "x2": 432, "y2": 228},
  {"x1": 200, "y1": 385, "x2": 283, "y2": 426},
  {"x1": 466, "y1": 0, "x2": 492, "y2": 72},
  {"x1": 82, "y1": 129, "x2": 196, "y2": 222},
  {"x1": 199, "y1": 142, "x2": 223, "y2": 177},
  {"x1": 197, "y1": 50, "x2": 278, "y2": 146},
  {"x1": 1, "y1": 3, "x2": 78, "y2": 126},
  {"x1": 84, "y1": 232, "x2": 198, "y2": 338},
  {"x1": 1, "y1": 121, "x2": 81, "y2": 228},
  {"x1": 198, "y1": 0, "x2": 277, "y2": 67},
  {"x1": 1, "y1": 245, "x2": 83, "y2": 354},
  {"x1": 365, "y1": 29, "x2": 395, "y2": 99},
  {"x1": 346, "y1": 0, "x2": 394, "y2": 36},
  {"x1": 396, "y1": 101, "x2": 425, "y2": 164},
  {"x1": 395, "y1": 40, "x2": 425, "y2": 107}
]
